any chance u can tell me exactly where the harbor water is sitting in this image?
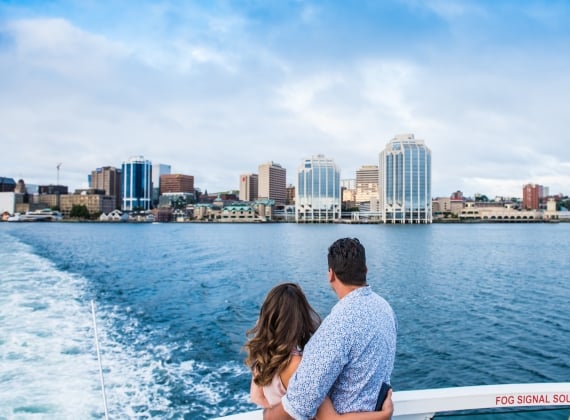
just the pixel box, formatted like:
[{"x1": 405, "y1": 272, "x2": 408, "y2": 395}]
[{"x1": 0, "y1": 222, "x2": 569, "y2": 419}]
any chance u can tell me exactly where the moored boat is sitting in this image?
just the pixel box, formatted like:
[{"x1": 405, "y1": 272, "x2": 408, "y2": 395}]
[{"x1": 18, "y1": 208, "x2": 63, "y2": 222}]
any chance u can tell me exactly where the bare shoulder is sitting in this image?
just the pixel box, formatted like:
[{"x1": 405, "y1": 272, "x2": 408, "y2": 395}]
[{"x1": 280, "y1": 354, "x2": 302, "y2": 389}]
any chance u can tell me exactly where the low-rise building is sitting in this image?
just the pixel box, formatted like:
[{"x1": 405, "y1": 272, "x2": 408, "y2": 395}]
[
  {"x1": 459, "y1": 202, "x2": 543, "y2": 221},
  {"x1": 60, "y1": 191, "x2": 116, "y2": 217}
]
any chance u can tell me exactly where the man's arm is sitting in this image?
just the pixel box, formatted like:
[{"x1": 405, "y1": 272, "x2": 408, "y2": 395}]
[
  {"x1": 263, "y1": 402, "x2": 293, "y2": 420},
  {"x1": 315, "y1": 390, "x2": 394, "y2": 420},
  {"x1": 282, "y1": 318, "x2": 346, "y2": 419}
]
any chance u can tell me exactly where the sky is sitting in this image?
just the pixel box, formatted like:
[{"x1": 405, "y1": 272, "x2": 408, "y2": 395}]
[{"x1": 1, "y1": 0, "x2": 570, "y2": 198}]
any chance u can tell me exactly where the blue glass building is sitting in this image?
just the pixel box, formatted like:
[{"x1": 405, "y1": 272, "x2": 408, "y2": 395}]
[
  {"x1": 379, "y1": 134, "x2": 432, "y2": 223},
  {"x1": 121, "y1": 156, "x2": 152, "y2": 211},
  {"x1": 296, "y1": 154, "x2": 341, "y2": 222}
]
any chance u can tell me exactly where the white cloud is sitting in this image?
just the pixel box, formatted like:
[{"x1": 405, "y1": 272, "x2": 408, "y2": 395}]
[
  {"x1": 0, "y1": 3, "x2": 569, "y2": 199},
  {"x1": 5, "y1": 18, "x2": 129, "y2": 78}
]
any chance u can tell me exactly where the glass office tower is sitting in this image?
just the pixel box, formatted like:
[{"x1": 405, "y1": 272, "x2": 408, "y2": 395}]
[
  {"x1": 296, "y1": 154, "x2": 341, "y2": 222},
  {"x1": 121, "y1": 156, "x2": 152, "y2": 211},
  {"x1": 379, "y1": 134, "x2": 432, "y2": 223}
]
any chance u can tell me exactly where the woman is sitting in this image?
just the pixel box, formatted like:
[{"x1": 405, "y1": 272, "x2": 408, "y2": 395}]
[{"x1": 244, "y1": 283, "x2": 393, "y2": 419}]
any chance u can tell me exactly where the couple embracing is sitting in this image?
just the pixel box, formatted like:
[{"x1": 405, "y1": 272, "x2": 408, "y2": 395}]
[{"x1": 244, "y1": 238, "x2": 398, "y2": 420}]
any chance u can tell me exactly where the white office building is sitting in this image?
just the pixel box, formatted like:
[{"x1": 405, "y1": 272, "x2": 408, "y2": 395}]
[
  {"x1": 379, "y1": 134, "x2": 432, "y2": 223},
  {"x1": 296, "y1": 154, "x2": 341, "y2": 222}
]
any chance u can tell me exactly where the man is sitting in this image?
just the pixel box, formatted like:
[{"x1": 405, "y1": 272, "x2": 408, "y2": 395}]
[{"x1": 264, "y1": 237, "x2": 397, "y2": 420}]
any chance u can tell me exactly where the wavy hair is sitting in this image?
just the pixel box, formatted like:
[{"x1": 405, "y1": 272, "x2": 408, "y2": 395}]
[{"x1": 244, "y1": 283, "x2": 321, "y2": 386}]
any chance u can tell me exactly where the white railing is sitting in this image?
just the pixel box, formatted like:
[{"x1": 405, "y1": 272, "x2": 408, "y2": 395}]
[{"x1": 212, "y1": 382, "x2": 570, "y2": 420}]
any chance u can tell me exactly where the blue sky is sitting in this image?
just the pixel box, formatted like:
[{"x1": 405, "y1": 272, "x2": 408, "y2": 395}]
[{"x1": 1, "y1": 0, "x2": 570, "y2": 197}]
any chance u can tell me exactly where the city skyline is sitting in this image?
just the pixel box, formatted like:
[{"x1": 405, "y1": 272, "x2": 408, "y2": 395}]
[{"x1": 1, "y1": 1, "x2": 570, "y2": 197}]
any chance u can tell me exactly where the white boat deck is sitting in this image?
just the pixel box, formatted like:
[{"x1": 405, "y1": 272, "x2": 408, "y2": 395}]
[{"x1": 212, "y1": 382, "x2": 570, "y2": 420}]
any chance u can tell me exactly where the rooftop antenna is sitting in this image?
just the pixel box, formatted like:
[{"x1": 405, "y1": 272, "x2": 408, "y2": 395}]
[{"x1": 56, "y1": 163, "x2": 62, "y2": 185}]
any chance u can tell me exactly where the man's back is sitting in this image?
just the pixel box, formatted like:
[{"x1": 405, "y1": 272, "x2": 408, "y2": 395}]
[{"x1": 282, "y1": 286, "x2": 397, "y2": 419}]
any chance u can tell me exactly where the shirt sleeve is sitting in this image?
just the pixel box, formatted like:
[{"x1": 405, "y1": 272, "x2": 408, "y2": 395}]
[{"x1": 281, "y1": 314, "x2": 348, "y2": 419}]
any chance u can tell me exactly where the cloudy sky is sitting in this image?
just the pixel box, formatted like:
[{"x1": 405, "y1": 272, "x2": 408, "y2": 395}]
[{"x1": 1, "y1": 0, "x2": 569, "y2": 198}]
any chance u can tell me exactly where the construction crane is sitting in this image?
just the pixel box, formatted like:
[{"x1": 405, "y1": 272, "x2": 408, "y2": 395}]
[{"x1": 57, "y1": 163, "x2": 62, "y2": 185}]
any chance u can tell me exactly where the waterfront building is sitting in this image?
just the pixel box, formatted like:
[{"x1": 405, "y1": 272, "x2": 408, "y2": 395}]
[
  {"x1": 90, "y1": 166, "x2": 121, "y2": 209},
  {"x1": 30, "y1": 193, "x2": 61, "y2": 210},
  {"x1": 122, "y1": 156, "x2": 152, "y2": 211},
  {"x1": 522, "y1": 183, "x2": 544, "y2": 210},
  {"x1": 432, "y1": 191, "x2": 466, "y2": 218},
  {"x1": 379, "y1": 134, "x2": 432, "y2": 224},
  {"x1": 160, "y1": 174, "x2": 195, "y2": 195},
  {"x1": 99, "y1": 209, "x2": 129, "y2": 222},
  {"x1": 60, "y1": 191, "x2": 116, "y2": 217},
  {"x1": 432, "y1": 197, "x2": 449, "y2": 217},
  {"x1": 221, "y1": 203, "x2": 256, "y2": 222},
  {"x1": 0, "y1": 177, "x2": 16, "y2": 192},
  {"x1": 258, "y1": 162, "x2": 286, "y2": 204},
  {"x1": 0, "y1": 181, "x2": 36, "y2": 214},
  {"x1": 239, "y1": 173, "x2": 258, "y2": 201},
  {"x1": 459, "y1": 202, "x2": 544, "y2": 221},
  {"x1": 0, "y1": 192, "x2": 16, "y2": 214},
  {"x1": 296, "y1": 154, "x2": 341, "y2": 222},
  {"x1": 355, "y1": 165, "x2": 379, "y2": 205}
]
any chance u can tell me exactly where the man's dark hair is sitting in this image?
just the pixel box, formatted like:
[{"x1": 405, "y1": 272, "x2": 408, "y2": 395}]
[{"x1": 327, "y1": 237, "x2": 367, "y2": 286}]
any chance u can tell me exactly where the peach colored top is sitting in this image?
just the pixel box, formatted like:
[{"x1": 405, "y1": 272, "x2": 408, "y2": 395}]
[
  {"x1": 262, "y1": 372, "x2": 288, "y2": 407},
  {"x1": 263, "y1": 348, "x2": 302, "y2": 406},
  {"x1": 250, "y1": 348, "x2": 303, "y2": 408}
]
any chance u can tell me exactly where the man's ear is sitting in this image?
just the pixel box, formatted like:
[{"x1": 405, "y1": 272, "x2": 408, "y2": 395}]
[{"x1": 328, "y1": 268, "x2": 335, "y2": 284}]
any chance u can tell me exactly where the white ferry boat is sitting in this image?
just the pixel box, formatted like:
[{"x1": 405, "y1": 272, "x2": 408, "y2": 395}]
[
  {"x1": 213, "y1": 382, "x2": 570, "y2": 419},
  {"x1": 18, "y1": 209, "x2": 63, "y2": 222}
]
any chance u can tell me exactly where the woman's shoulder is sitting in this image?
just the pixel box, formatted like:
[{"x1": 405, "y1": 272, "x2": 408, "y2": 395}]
[{"x1": 280, "y1": 354, "x2": 302, "y2": 389}]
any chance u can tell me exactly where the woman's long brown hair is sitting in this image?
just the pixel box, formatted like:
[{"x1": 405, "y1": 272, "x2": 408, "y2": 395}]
[{"x1": 244, "y1": 283, "x2": 321, "y2": 386}]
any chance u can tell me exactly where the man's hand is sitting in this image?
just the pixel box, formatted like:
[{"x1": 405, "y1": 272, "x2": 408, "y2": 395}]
[
  {"x1": 314, "y1": 390, "x2": 394, "y2": 419},
  {"x1": 379, "y1": 389, "x2": 394, "y2": 419}
]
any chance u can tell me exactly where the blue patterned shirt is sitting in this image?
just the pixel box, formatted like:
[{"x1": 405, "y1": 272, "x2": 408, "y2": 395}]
[{"x1": 281, "y1": 286, "x2": 397, "y2": 420}]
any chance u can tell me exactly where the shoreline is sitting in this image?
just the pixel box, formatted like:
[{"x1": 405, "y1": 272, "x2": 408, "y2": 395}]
[{"x1": 2, "y1": 218, "x2": 569, "y2": 224}]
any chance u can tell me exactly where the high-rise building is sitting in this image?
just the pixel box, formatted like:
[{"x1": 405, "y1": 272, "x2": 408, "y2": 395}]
[
  {"x1": 122, "y1": 156, "x2": 152, "y2": 211},
  {"x1": 341, "y1": 179, "x2": 356, "y2": 210},
  {"x1": 152, "y1": 163, "x2": 171, "y2": 205},
  {"x1": 258, "y1": 162, "x2": 286, "y2": 204},
  {"x1": 355, "y1": 165, "x2": 379, "y2": 205},
  {"x1": 239, "y1": 173, "x2": 258, "y2": 201},
  {"x1": 296, "y1": 154, "x2": 341, "y2": 222},
  {"x1": 522, "y1": 183, "x2": 544, "y2": 210},
  {"x1": 90, "y1": 166, "x2": 121, "y2": 209},
  {"x1": 152, "y1": 164, "x2": 171, "y2": 188},
  {"x1": 379, "y1": 134, "x2": 432, "y2": 223},
  {"x1": 160, "y1": 174, "x2": 195, "y2": 194},
  {"x1": 341, "y1": 179, "x2": 356, "y2": 190},
  {"x1": 286, "y1": 184, "x2": 296, "y2": 205}
]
